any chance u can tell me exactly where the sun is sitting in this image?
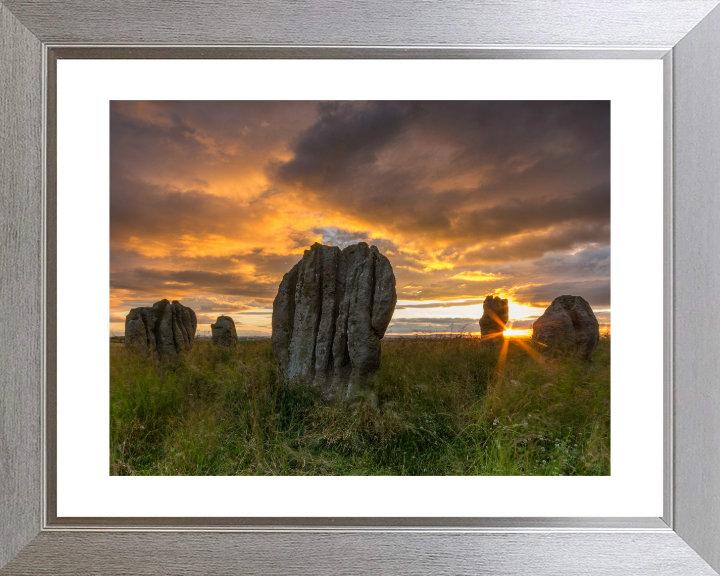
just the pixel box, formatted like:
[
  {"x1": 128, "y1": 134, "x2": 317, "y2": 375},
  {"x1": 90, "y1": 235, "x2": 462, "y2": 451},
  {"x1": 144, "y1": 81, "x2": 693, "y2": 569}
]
[{"x1": 503, "y1": 328, "x2": 533, "y2": 338}]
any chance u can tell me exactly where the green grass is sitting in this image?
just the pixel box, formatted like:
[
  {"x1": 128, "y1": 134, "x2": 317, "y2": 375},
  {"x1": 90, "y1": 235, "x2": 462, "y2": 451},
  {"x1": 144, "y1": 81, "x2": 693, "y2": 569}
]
[{"x1": 110, "y1": 335, "x2": 610, "y2": 476}]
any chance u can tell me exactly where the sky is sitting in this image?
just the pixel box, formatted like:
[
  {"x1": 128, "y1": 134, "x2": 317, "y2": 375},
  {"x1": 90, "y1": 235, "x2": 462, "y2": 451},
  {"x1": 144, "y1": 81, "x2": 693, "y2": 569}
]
[{"x1": 110, "y1": 100, "x2": 610, "y2": 337}]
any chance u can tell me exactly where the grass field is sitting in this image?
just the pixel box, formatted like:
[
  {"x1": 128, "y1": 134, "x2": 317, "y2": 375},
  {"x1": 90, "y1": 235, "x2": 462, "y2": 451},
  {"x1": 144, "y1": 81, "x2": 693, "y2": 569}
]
[{"x1": 110, "y1": 335, "x2": 610, "y2": 476}]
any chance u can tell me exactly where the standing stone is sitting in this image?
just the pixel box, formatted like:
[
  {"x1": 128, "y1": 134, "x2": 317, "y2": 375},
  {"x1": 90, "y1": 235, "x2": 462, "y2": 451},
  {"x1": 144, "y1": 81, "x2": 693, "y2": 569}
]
[
  {"x1": 124, "y1": 299, "x2": 197, "y2": 357},
  {"x1": 531, "y1": 295, "x2": 600, "y2": 362},
  {"x1": 479, "y1": 295, "x2": 509, "y2": 339},
  {"x1": 125, "y1": 308, "x2": 149, "y2": 354},
  {"x1": 211, "y1": 315, "x2": 237, "y2": 347},
  {"x1": 272, "y1": 242, "x2": 397, "y2": 403}
]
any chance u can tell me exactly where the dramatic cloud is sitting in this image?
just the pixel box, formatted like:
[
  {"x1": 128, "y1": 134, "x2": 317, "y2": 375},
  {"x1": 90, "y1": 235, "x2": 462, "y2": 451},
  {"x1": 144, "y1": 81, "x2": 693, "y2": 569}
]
[
  {"x1": 110, "y1": 101, "x2": 610, "y2": 335},
  {"x1": 272, "y1": 101, "x2": 609, "y2": 250},
  {"x1": 512, "y1": 280, "x2": 610, "y2": 308},
  {"x1": 111, "y1": 267, "x2": 277, "y2": 298}
]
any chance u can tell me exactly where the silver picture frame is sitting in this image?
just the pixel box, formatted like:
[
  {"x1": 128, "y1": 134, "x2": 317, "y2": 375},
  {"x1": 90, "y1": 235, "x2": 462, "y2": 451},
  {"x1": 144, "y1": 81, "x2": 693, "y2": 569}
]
[{"x1": 2, "y1": 1, "x2": 720, "y2": 573}]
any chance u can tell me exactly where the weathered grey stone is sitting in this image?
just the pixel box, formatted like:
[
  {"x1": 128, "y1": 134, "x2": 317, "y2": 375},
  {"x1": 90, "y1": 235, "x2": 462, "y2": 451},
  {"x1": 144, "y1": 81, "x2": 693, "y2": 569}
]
[
  {"x1": 124, "y1": 299, "x2": 197, "y2": 357},
  {"x1": 531, "y1": 295, "x2": 600, "y2": 362},
  {"x1": 211, "y1": 315, "x2": 237, "y2": 347},
  {"x1": 272, "y1": 242, "x2": 397, "y2": 403},
  {"x1": 479, "y1": 295, "x2": 509, "y2": 339},
  {"x1": 124, "y1": 308, "x2": 148, "y2": 354}
]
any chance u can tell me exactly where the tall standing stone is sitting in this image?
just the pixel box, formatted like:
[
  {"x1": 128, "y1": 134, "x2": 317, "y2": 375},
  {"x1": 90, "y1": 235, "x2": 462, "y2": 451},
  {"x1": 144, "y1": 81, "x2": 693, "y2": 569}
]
[
  {"x1": 124, "y1": 299, "x2": 197, "y2": 357},
  {"x1": 531, "y1": 295, "x2": 600, "y2": 362},
  {"x1": 479, "y1": 295, "x2": 509, "y2": 339},
  {"x1": 272, "y1": 242, "x2": 397, "y2": 403},
  {"x1": 211, "y1": 315, "x2": 237, "y2": 347}
]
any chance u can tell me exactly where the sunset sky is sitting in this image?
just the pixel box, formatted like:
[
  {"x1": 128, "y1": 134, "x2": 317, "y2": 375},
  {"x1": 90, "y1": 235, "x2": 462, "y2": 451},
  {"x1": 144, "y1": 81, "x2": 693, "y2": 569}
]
[{"x1": 110, "y1": 100, "x2": 610, "y2": 337}]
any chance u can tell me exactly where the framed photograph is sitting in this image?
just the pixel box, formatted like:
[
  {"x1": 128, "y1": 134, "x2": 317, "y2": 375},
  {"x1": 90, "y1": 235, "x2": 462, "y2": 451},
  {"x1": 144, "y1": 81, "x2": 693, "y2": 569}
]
[
  {"x1": 61, "y1": 62, "x2": 658, "y2": 521},
  {"x1": 2, "y1": 1, "x2": 720, "y2": 574}
]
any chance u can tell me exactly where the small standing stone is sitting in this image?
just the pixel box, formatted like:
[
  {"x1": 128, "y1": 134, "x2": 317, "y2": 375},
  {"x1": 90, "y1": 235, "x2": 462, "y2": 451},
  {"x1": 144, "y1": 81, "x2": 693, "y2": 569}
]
[
  {"x1": 211, "y1": 315, "x2": 237, "y2": 347},
  {"x1": 124, "y1": 299, "x2": 197, "y2": 357},
  {"x1": 479, "y1": 295, "x2": 509, "y2": 339},
  {"x1": 532, "y1": 295, "x2": 600, "y2": 362}
]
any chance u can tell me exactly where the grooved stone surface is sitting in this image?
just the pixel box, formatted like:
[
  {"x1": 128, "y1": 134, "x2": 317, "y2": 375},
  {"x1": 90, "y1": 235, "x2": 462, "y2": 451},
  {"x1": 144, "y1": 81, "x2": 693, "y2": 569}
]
[
  {"x1": 125, "y1": 299, "x2": 197, "y2": 357},
  {"x1": 272, "y1": 242, "x2": 396, "y2": 401}
]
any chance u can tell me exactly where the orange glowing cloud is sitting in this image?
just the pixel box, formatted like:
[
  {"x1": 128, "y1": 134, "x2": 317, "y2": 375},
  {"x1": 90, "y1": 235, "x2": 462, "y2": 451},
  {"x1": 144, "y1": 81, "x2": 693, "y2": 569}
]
[{"x1": 110, "y1": 101, "x2": 611, "y2": 336}]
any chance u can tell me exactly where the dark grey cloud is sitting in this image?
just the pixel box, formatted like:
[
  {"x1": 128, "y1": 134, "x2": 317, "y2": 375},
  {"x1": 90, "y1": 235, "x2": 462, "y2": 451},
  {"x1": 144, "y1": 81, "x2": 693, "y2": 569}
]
[
  {"x1": 456, "y1": 222, "x2": 610, "y2": 265},
  {"x1": 276, "y1": 101, "x2": 609, "y2": 190},
  {"x1": 275, "y1": 101, "x2": 414, "y2": 189},
  {"x1": 512, "y1": 279, "x2": 610, "y2": 308},
  {"x1": 449, "y1": 184, "x2": 609, "y2": 244},
  {"x1": 111, "y1": 267, "x2": 276, "y2": 299},
  {"x1": 111, "y1": 107, "x2": 204, "y2": 153},
  {"x1": 113, "y1": 247, "x2": 301, "y2": 281},
  {"x1": 110, "y1": 100, "x2": 317, "y2": 184},
  {"x1": 530, "y1": 246, "x2": 610, "y2": 278},
  {"x1": 110, "y1": 176, "x2": 266, "y2": 243},
  {"x1": 271, "y1": 101, "x2": 610, "y2": 256},
  {"x1": 115, "y1": 295, "x2": 270, "y2": 316}
]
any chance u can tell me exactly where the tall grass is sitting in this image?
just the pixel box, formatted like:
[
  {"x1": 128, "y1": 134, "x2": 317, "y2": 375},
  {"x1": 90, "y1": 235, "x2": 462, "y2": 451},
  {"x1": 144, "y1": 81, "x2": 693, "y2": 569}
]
[{"x1": 110, "y1": 335, "x2": 610, "y2": 476}]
